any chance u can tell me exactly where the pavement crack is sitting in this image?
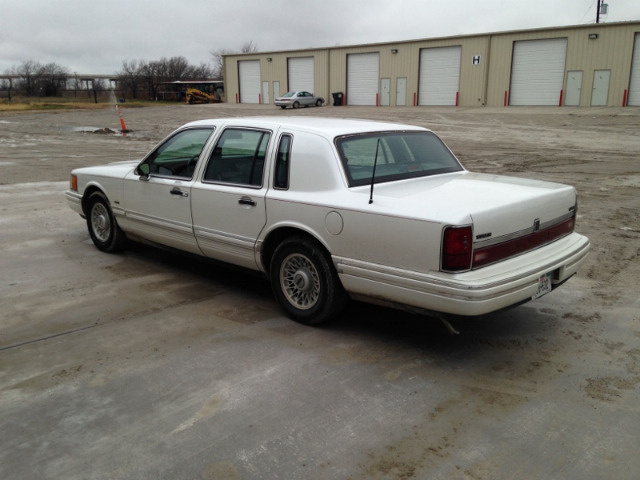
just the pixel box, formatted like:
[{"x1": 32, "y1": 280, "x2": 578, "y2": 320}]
[{"x1": 0, "y1": 324, "x2": 98, "y2": 352}]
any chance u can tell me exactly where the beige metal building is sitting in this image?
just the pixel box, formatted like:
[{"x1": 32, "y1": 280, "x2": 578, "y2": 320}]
[{"x1": 224, "y1": 21, "x2": 640, "y2": 108}]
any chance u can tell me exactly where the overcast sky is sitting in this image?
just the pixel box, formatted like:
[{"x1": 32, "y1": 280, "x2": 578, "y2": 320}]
[{"x1": 2, "y1": 0, "x2": 639, "y2": 75}]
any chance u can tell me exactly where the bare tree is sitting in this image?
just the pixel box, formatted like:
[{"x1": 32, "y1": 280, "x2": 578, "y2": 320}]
[
  {"x1": 118, "y1": 59, "x2": 141, "y2": 99},
  {"x1": 138, "y1": 60, "x2": 162, "y2": 100},
  {"x1": 118, "y1": 56, "x2": 214, "y2": 100},
  {"x1": 166, "y1": 56, "x2": 191, "y2": 80},
  {"x1": 189, "y1": 62, "x2": 214, "y2": 80},
  {"x1": 4, "y1": 56, "x2": 213, "y2": 100},
  {"x1": 210, "y1": 48, "x2": 231, "y2": 79},
  {"x1": 8, "y1": 61, "x2": 69, "y2": 97},
  {"x1": 210, "y1": 40, "x2": 259, "y2": 80},
  {"x1": 241, "y1": 40, "x2": 259, "y2": 54},
  {"x1": 37, "y1": 62, "x2": 69, "y2": 96},
  {"x1": 13, "y1": 60, "x2": 40, "y2": 95}
]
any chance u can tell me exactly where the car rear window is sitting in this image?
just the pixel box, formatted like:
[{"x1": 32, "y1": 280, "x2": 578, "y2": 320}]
[{"x1": 336, "y1": 131, "x2": 463, "y2": 187}]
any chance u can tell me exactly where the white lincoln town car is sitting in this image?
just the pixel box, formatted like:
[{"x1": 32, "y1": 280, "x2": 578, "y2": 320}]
[{"x1": 66, "y1": 117, "x2": 589, "y2": 325}]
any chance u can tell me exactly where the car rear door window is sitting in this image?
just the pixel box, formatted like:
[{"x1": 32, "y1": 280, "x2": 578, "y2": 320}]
[{"x1": 203, "y1": 128, "x2": 271, "y2": 187}]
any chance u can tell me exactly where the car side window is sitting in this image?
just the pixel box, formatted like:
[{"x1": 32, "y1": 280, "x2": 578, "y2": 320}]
[
  {"x1": 203, "y1": 128, "x2": 271, "y2": 187},
  {"x1": 141, "y1": 128, "x2": 214, "y2": 179},
  {"x1": 274, "y1": 134, "x2": 292, "y2": 189}
]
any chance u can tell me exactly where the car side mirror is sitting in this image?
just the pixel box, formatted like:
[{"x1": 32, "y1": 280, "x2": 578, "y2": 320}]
[{"x1": 137, "y1": 163, "x2": 150, "y2": 178}]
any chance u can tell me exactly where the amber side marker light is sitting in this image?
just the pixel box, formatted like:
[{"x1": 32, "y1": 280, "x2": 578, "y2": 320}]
[{"x1": 70, "y1": 174, "x2": 78, "y2": 191}]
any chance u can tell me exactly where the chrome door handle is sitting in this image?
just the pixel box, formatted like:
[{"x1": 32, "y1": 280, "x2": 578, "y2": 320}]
[
  {"x1": 170, "y1": 188, "x2": 188, "y2": 197},
  {"x1": 238, "y1": 197, "x2": 256, "y2": 206}
]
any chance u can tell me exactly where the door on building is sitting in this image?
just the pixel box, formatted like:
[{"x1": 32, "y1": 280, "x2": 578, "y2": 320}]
[
  {"x1": 261, "y1": 81, "x2": 270, "y2": 104},
  {"x1": 238, "y1": 60, "x2": 261, "y2": 104},
  {"x1": 565, "y1": 71, "x2": 583, "y2": 106},
  {"x1": 591, "y1": 70, "x2": 610, "y2": 106},
  {"x1": 347, "y1": 52, "x2": 380, "y2": 105},
  {"x1": 418, "y1": 46, "x2": 461, "y2": 106},
  {"x1": 629, "y1": 33, "x2": 640, "y2": 106},
  {"x1": 288, "y1": 57, "x2": 315, "y2": 93},
  {"x1": 396, "y1": 77, "x2": 407, "y2": 106},
  {"x1": 380, "y1": 78, "x2": 390, "y2": 106},
  {"x1": 510, "y1": 38, "x2": 567, "y2": 105},
  {"x1": 274, "y1": 81, "x2": 280, "y2": 100}
]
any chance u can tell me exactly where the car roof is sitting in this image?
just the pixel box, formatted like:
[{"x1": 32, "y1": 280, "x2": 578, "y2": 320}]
[{"x1": 182, "y1": 116, "x2": 429, "y2": 138}]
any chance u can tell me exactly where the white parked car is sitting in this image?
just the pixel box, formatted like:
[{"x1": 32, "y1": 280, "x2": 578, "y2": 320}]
[{"x1": 66, "y1": 117, "x2": 589, "y2": 325}]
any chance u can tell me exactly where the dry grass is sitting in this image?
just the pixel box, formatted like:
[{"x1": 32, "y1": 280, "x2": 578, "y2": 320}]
[{"x1": 0, "y1": 96, "x2": 174, "y2": 112}]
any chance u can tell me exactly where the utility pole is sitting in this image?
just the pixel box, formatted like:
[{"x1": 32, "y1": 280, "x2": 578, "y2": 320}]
[{"x1": 596, "y1": 0, "x2": 601, "y2": 23}]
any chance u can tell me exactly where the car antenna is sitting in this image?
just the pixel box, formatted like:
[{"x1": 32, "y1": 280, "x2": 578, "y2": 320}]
[{"x1": 369, "y1": 138, "x2": 380, "y2": 205}]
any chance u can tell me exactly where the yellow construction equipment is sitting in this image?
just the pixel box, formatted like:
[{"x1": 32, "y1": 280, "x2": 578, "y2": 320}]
[{"x1": 185, "y1": 88, "x2": 220, "y2": 104}]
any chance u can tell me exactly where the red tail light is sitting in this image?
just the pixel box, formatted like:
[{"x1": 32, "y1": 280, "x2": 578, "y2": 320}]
[{"x1": 442, "y1": 226, "x2": 472, "y2": 272}]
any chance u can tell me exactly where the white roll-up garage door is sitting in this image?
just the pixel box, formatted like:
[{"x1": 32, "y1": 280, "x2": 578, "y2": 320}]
[
  {"x1": 418, "y1": 46, "x2": 461, "y2": 106},
  {"x1": 627, "y1": 33, "x2": 640, "y2": 106},
  {"x1": 288, "y1": 57, "x2": 315, "y2": 93},
  {"x1": 238, "y1": 60, "x2": 261, "y2": 104},
  {"x1": 347, "y1": 53, "x2": 379, "y2": 105},
  {"x1": 510, "y1": 38, "x2": 567, "y2": 106}
]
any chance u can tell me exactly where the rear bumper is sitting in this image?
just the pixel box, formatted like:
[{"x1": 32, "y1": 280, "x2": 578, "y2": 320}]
[{"x1": 335, "y1": 232, "x2": 590, "y2": 317}]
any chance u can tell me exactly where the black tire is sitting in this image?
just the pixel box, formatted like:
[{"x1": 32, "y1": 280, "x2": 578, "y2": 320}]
[
  {"x1": 86, "y1": 191, "x2": 126, "y2": 253},
  {"x1": 292, "y1": 101, "x2": 300, "y2": 109},
  {"x1": 270, "y1": 237, "x2": 347, "y2": 325},
  {"x1": 315, "y1": 99, "x2": 322, "y2": 107},
  {"x1": 280, "y1": 106, "x2": 287, "y2": 109}
]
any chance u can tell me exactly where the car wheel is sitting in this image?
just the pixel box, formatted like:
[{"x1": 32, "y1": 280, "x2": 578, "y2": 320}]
[
  {"x1": 292, "y1": 101, "x2": 300, "y2": 109},
  {"x1": 86, "y1": 191, "x2": 125, "y2": 253},
  {"x1": 270, "y1": 237, "x2": 347, "y2": 325},
  {"x1": 316, "y1": 99, "x2": 322, "y2": 107},
  {"x1": 280, "y1": 106, "x2": 287, "y2": 109}
]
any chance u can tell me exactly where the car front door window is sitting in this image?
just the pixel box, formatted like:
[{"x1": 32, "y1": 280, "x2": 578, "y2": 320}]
[{"x1": 141, "y1": 128, "x2": 214, "y2": 179}]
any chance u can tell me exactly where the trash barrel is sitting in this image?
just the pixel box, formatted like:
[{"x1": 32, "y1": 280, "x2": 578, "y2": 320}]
[{"x1": 332, "y1": 92, "x2": 343, "y2": 106}]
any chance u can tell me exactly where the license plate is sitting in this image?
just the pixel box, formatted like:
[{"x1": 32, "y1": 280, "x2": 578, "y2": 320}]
[{"x1": 533, "y1": 272, "x2": 552, "y2": 299}]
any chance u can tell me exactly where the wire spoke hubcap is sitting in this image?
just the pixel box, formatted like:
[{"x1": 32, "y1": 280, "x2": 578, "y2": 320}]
[
  {"x1": 91, "y1": 204, "x2": 111, "y2": 243},
  {"x1": 280, "y1": 253, "x2": 320, "y2": 310}
]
